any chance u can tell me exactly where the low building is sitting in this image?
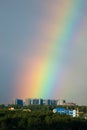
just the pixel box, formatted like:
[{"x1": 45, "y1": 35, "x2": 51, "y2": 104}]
[
  {"x1": 23, "y1": 109, "x2": 31, "y2": 112},
  {"x1": 63, "y1": 102, "x2": 76, "y2": 106},
  {"x1": 53, "y1": 107, "x2": 79, "y2": 117},
  {"x1": 8, "y1": 107, "x2": 15, "y2": 111}
]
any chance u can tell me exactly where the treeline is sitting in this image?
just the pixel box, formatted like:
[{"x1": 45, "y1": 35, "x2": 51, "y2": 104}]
[
  {"x1": 1, "y1": 104, "x2": 87, "y2": 112},
  {"x1": 0, "y1": 107, "x2": 87, "y2": 130}
]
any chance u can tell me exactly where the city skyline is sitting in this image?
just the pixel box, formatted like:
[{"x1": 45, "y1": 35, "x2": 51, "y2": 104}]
[
  {"x1": 12, "y1": 98, "x2": 76, "y2": 106},
  {"x1": 0, "y1": 0, "x2": 87, "y2": 105}
]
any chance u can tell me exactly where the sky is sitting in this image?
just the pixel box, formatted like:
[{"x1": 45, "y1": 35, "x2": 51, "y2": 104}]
[{"x1": 0, "y1": 0, "x2": 87, "y2": 105}]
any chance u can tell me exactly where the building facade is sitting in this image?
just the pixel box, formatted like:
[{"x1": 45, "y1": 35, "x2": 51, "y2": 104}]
[
  {"x1": 25, "y1": 98, "x2": 43, "y2": 105},
  {"x1": 13, "y1": 99, "x2": 23, "y2": 106},
  {"x1": 53, "y1": 107, "x2": 79, "y2": 117}
]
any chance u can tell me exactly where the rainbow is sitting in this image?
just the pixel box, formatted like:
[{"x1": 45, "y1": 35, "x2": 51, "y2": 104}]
[{"x1": 14, "y1": 0, "x2": 85, "y2": 99}]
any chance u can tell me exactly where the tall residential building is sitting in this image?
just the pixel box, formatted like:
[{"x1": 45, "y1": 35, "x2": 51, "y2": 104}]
[
  {"x1": 25, "y1": 98, "x2": 43, "y2": 105},
  {"x1": 31, "y1": 98, "x2": 39, "y2": 105},
  {"x1": 25, "y1": 98, "x2": 31, "y2": 105},
  {"x1": 50, "y1": 99, "x2": 57, "y2": 105},
  {"x1": 43, "y1": 99, "x2": 51, "y2": 105},
  {"x1": 38, "y1": 99, "x2": 43, "y2": 105},
  {"x1": 12, "y1": 99, "x2": 23, "y2": 106},
  {"x1": 57, "y1": 99, "x2": 66, "y2": 105}
]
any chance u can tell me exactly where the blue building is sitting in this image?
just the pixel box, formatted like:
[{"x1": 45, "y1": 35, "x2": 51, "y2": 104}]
[
  {"x1": 43, "y1": 99, "x2": 51, "y2": 105},
  {"x1": 53, "y1": 108, "x2": 78, "y2": 117},
  {"x1": 13, "y1": 99, "x2": 23, "y2": 106}
]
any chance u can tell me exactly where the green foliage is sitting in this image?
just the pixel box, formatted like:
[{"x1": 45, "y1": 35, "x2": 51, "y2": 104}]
[{"x1": 0, "y1": 105, "x2": 87, "y2": 130}]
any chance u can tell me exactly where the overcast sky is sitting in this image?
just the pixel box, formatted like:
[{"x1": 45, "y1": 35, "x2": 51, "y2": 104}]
[{"x1": 0, "y1": 0, "x2": 87, "y2": 105}]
